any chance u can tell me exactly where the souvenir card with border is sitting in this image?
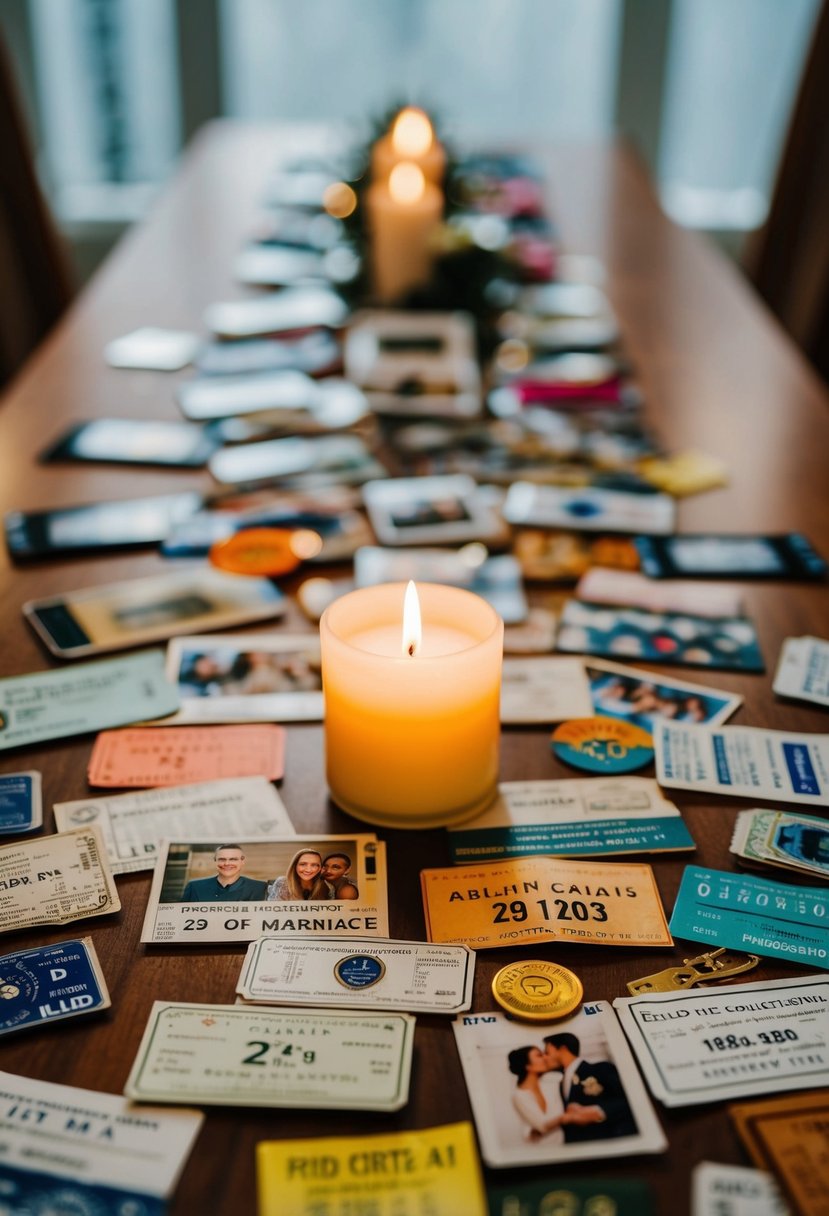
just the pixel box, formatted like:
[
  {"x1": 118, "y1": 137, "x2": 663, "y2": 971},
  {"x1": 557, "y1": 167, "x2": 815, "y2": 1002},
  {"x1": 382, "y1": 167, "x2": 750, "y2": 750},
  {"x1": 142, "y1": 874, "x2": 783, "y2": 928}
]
[
  {"x1": 257, "y1": 1122, "x2": 487, "y2": 1216},
  {"x1": 203, "y1": 287, "x2": 349, "y2": 340},
  {"x1": 362, "y1": 474, "x2": 507, "y2": 547},
  {"x1": 729, "y1": 1090, "x2": 829, "y2": 1216},
  {"x1": 669, "y1": 866, "x2": 829, "y2": 967},
  {"x1": 488, "y1": 1176, "x2": 656, "y2": 1216},
  {"x1": 691, "y1": 1162, "x2": 788, "y2": 1216},
  {"x1": 576, "y1": 567, "x2": 744, "y2": 619},
  {"x1": 586, "y1": 657, "x2": 742, "y2": 732},
  {"x1": 448, "y1": 777, "x2": 694, "y2": 864},
  {"x1": 104, "y1": 326, "x2": 200, "y2": 371},
  {"x1": 237, "y1": 935, "x2": 474, "y2": 1015},
  {"x1": 124, "y1": 1002, "x2": 413, "y2": 1112},
  {"x1": 613, "y1": 974, "x2": 829, "y2": 1108},
  {"x1": 0, "y1": 828, "x2": 119, "y2": 935},
  {"x1": 54, "y1": 776, "x2": 294, "y2": 876},
  {"x1": 773, "y1": 635, "x2": 829, "y2": 707},
  {"x1": 141, "y1": 835, "x2": 387, "y2": 945},
  {"x1": 504, "y1": 482, "x2": 676, "y2": 535},
  {"x1": 452, "y1": 1004, "x2": 667, "y2": 1168},
  {"x1": 730, "y1": 808, "x2": 829, "y2": 882},
  {"x1": 501, "y1": 657, "x2": 593, "y2": 724},
  {"x1": 0, "y1": 1070, "x2": 203, "y2": 1207},
  {"x1": 421, "y1": 857, "x2": 672, "y2": 950},
  {"x1": 0, "y1": 771, "x2": 42, "y2": 835},
  {"x1": 0, "y1": 650, "x2": 179, "y2": 746},
  {"x1": 87, "y1": 723, "x2": 286, "y2": 787},
  {"x1": 208, "y1": 433, "x2": 385, "y2": 489},
  {"x1": 0, "y1": 937, "x2": 110, "y2": 1036},
  {"x1": 161, "y1": 633, "x2": 323, "y2": 724},
  {"x1": 654, "y1": 722, "x2": 829, "y2": 806},
  {"x1": 556, "y1": 601, "x2": 764, "y2": 672}
]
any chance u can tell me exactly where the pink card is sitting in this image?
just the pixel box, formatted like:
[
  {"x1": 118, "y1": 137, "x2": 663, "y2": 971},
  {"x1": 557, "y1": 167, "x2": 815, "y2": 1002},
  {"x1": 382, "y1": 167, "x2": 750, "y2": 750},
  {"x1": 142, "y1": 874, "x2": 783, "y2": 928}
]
[{"x1": 87, "y1": 725, "x2": 286, "y2": 788}]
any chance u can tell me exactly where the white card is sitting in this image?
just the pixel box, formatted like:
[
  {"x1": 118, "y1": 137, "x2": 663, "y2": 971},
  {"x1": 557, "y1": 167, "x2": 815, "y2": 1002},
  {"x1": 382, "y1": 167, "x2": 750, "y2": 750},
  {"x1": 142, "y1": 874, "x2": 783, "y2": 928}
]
[
  {"x1": 0, "y1": 1070, "x2": 202, "y2": 1197},
  {"x1": 691, "y1": 1162, "x2": 789, "y2": 1216},
  {"x1": 501, "y1": 657, "x2": 593, "y2": 723},
  {"x1": 613, "y1": 975, "x2": 829, "y2": 1106},
  {"x1": 54, "y1": 776, "x2": 294, "y2": 875},
  {"x1": 237, "y1": 935, "x2": 475, "y2": 1014},
  {"x1": 654, "y1": 722, "x2": 829, "y2": 807},
  {"x1": 104, "y1": 326, "x2": 200, "y2": 370},
  {"x1": 452, "y1": 1004, "x2": 666, "y2": 1168},
  {"x1": 773, "y1": 636, "x2": 829, "y2": 707}
]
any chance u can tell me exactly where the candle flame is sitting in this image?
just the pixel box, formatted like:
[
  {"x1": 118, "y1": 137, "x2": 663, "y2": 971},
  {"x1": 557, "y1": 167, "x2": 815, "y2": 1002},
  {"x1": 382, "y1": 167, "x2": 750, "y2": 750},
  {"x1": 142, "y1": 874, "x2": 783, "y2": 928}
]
[
  {"x1": 389, "y1": 161, "x2": 425, "y2": 205},
  {"x1": 392, "y1": 107, "x2": 433, "y2": 157},
  {"x1": 402, "y1": 580, "x2": 422, "y2": 658}
]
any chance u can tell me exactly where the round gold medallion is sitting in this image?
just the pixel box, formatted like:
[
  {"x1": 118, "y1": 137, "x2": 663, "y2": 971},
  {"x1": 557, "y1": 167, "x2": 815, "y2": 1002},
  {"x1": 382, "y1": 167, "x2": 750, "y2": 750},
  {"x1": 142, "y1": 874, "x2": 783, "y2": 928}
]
[{"x1": 492, "y1": 960, "x2": 583, "y2": 1022}]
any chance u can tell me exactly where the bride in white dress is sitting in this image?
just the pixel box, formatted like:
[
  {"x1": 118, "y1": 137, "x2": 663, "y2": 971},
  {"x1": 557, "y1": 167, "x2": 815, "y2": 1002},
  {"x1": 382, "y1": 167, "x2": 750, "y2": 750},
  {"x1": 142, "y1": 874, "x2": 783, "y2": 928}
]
[{"x1": 507, "y1": 1045, "x2": 566, "y2": 1143}]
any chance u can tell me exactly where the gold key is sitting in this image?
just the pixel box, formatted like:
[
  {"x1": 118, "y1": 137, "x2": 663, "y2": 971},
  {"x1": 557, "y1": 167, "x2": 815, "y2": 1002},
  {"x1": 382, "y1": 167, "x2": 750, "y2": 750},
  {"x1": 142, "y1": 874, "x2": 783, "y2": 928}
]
[{"x1": 626, "y1": 947, "x2": 761, "y2": 996}]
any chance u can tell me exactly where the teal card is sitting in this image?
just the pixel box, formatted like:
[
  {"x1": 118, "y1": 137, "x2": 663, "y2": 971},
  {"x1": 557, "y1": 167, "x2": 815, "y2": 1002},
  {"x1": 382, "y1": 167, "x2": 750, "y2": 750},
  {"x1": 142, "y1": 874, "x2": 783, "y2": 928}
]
[
  {"x1": 0, "y1": 650, "x2": 179, "y2": 750},
  {"x1": 669, "y1": 865, "x2": 829, "y2": 968},
  {"x1": 488, "y1": 1177, "x2": 654, "y2": 1216}
]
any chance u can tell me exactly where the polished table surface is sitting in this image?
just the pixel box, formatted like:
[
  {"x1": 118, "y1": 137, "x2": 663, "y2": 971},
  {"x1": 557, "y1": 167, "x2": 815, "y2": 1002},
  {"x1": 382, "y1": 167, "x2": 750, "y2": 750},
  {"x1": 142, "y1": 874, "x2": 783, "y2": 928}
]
[{"x1": 1, "y1": 121, "x2": 828, "y2": 1213}]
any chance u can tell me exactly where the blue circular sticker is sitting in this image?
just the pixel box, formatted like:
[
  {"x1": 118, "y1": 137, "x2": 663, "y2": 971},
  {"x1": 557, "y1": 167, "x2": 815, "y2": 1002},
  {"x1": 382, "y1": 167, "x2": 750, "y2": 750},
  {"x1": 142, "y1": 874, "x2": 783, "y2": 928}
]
[
  {"x1": 334, "y1": 954, "x2": 386, "y2": 989},
  {"x1": 550, "y1": 717, "x2": 654, "y2": 774}
]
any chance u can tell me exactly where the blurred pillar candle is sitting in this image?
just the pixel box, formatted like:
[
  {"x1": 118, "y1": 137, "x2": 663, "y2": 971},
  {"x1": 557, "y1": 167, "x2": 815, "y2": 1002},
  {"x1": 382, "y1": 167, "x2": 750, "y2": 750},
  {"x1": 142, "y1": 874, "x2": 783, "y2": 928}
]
[
  {"x1": 366, "y1": 161, "x2": 442, "y2": 303},
  {"x1": 371, "y1": 106, "x2": 446, "y2": 185},
  {"x1": 320, "y1": 581, "x2": 503, "y2": 828}
]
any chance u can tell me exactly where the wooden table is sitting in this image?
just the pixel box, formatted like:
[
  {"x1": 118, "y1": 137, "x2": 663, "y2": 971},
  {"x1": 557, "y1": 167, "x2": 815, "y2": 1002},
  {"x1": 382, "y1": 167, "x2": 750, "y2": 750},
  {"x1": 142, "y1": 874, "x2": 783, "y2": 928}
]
[{"x1": 0, "y1": 121, "x2": 827, "y2": 1214}]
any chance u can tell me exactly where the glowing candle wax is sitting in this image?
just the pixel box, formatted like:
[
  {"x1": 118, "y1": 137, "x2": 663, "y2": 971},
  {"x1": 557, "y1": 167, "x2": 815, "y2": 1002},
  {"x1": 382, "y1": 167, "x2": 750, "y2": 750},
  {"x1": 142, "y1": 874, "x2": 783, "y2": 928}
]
[
  {"x1": 320, "y1": 582, "x2": 503, "y2": 828},
  {"x1": 366, "y1": 161, "x2": 443, "y2": 303}
]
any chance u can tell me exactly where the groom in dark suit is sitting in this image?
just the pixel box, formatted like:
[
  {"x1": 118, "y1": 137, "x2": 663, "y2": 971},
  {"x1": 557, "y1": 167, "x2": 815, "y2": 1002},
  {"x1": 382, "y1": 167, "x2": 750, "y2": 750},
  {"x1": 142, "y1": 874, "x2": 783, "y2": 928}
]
[{"x1": 542, "y1": 1032, "x2": 638, "y2": 1142}]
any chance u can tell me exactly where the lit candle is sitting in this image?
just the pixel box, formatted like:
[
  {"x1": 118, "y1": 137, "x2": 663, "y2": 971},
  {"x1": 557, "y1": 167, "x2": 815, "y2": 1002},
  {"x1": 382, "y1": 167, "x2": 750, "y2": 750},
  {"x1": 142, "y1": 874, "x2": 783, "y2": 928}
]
[
  {"x1": 371, "y1": 106, "x2": 446, "y2": 185},
  {"x1": 366, "y1": 161, "x2": 443, "y2": 303},
  {"x1": 320, "y1": 581, "x2": 503, "y2": 828}
]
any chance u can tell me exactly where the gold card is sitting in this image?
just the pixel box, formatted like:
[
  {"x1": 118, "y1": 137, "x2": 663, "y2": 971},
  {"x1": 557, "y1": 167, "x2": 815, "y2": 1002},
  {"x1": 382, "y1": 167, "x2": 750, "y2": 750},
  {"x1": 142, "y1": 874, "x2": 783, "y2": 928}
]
[
  {"x1": 420, "y1": 857, "x2": 672, "y2": 950},
  {"x1": 730, "y1": 1090, "x2": 829, "y2": 1216}
]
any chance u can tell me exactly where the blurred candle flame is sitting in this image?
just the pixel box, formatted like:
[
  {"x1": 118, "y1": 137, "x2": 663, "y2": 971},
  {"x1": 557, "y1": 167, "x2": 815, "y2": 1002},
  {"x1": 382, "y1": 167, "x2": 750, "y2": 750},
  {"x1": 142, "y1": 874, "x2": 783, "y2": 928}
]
[
  {"x1": 392, "y1": 107, "x2": 433, "y2": 157},
  {"x1": 389, "y1": 161, "x2": 425, "y2": 206}
]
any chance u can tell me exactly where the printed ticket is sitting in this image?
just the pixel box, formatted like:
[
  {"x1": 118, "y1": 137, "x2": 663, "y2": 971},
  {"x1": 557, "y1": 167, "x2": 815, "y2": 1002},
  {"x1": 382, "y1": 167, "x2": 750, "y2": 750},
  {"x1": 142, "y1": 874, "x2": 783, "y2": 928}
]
[
  {"x1": 0, "y1": 828, "x2": 119, "y2": 934},
  {"x1": 141, "y1": 836, "x2": 388, "y2": 944},
  {"x1": 691, "y1": 1162, "x2": 788, "y2": 1216},
  {"x1": 773, "y1": 635, "x2": 829, "y2": 707},
  {"x1": 448, "y1": 777, "x2": 694, "y2": 863},
  {"x1": 654, "y1": 721, "x2": 829, "y2": 807},
  {"x1": 500, "y1": 657, "x2": 593, "y2": 724},
  {"x1": 125, "y1": 1002, "x2": 415, "y2": 1111},
  {"x1": 87, "y1": 723, "x2": 286, "y2": 786},
  {"x1": 0, "y1": 938, "x2": 110, "y2": 1036},
  {"x1": 0, "y1": 650, "x2": 179, "y2": 750},
  {"x1": 420, "y1": 857, "x2": 672, "y2": 950},
  {"x1": 0, "y1": 1069, "x2": 202, "y2": 1204},
  {"x1": 730, "y1": 1091, "x2": 829, "y2": 1216},
  {"x1": 237, "y1": 936, "x2": 475, "y2": 1014},
  {"x1": 257, "y1": 1122, "x2": 487, "y2": 1216},
  {"x1": 730, "y1": 807, "x2": 829, "y2": 882},
  {"x1": 54, "y1": 776, "x2": 295, "y2": 875},
  {"x1": 614, "y1": 975, "x2": 829, "y2": 1106},
  {"x1": 452, "y1": 1004, "x2": 666, "y2": 1168},
  {"x1": 669, "y1": 866, "x2": 829, "y2": 967}
]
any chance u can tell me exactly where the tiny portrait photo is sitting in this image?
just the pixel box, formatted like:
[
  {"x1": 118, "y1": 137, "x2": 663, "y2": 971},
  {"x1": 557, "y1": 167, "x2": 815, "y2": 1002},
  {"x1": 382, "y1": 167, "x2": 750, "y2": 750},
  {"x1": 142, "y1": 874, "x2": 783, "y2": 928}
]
[
  {"x1": 390, "y1": 496, "x2": 472, "y2": 530},
  {"x1": 164, "y1": 634, "x2": 323, "y2": 723},
  {"x1": 165, "y1": 839, "x2": 362, "y2": 904},
  {"x1": 586, "y1": 661, "x2": 737, "y2": 732},
  {"x1": 363, "y1": 474, "x2": 505, "y2": 547}
]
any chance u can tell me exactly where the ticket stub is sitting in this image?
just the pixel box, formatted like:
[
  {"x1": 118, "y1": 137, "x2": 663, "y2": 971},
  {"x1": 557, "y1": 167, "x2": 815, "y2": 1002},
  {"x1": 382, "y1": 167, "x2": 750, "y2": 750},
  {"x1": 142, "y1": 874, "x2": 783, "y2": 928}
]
[
  {"x1": 141, "y1": 836, "x2": 387, "y2": 944},
  {"x1": 730, "y1": 807, "x2": 829, "y2": 882},
  {"x1": 448, "y1": 777, "x2": 693, "y2": 863},
  {"x1": 500, "y1": 657, "x2": 593, "y2": 724},
  {"x1": 730, "y1": 1091, "x2": 829, "y2": 1216},
  {"x1": 421, "y1": 858, "x2": 672, "y2": 950},
  {"x1": 614, "y1": 975, "x2": 829, "y2": 1106},
  {"x1": 0, "y1": 650, "x2": 179, "y2": 751},
  {"x1": 125, "y1": 1002, "x2": 414, "y2": 1111},
  {"x1": 257, "y1": 1123, "x2": 487, "y2": 1216},
  {"x1": 0, "y1": 938, "x2": 110, "y2": 1036},
  {"x1": 88, "y1": 723, "x2": 286, "y2": 787},
  {"x1": 0, "y1": 1069, "x2": 202, "y2": 1203},
  {"x1": 669, "y1": 866, "x2": 829, "y2": 967},
  {"x1": 238, "y1": 936, "x2": 474, "y2": 1014},
  {"x1": 0, "y1": 771, "x2": 42, "y2": 835},
  {"x1": 0, "y1": 829, "x2": 119, "y2": 934},
  {"x1": 654, "y1": 721, "x2": 829, "y2": 807},
  {"x1": 54, "y1": 776, "x2": 294, "y2": 874},
  {"x1": 773, "y1": 635, "x2": 829, "y2": 707},
  {"x1": 691, "y1": 1162, "x2": 788, "y2": 1216}
]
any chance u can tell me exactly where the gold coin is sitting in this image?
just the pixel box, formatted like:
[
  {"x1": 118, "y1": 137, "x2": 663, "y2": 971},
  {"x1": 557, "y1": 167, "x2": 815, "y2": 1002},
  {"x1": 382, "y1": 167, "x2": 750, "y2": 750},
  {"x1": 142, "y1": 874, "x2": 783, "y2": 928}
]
[{"x1": 492, "y1": 960, "x2": 583, "y2": 1022}]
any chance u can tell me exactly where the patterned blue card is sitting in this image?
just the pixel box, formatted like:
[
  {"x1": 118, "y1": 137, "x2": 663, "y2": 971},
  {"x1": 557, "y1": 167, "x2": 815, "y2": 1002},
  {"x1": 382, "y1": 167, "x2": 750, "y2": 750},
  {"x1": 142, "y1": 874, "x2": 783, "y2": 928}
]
[
  {"x1": 0, "y1": 772, "x2": 42, "y2": 834},
  {"x1": 0, "y1": 1166, "x2": 164, "y2": 1215},
  {"x1": 669, "y1": 866, "x2": 829, "y2": 968},
  {"x1": 0, "y1": 938, "x2": 110, "y2": 1035}
]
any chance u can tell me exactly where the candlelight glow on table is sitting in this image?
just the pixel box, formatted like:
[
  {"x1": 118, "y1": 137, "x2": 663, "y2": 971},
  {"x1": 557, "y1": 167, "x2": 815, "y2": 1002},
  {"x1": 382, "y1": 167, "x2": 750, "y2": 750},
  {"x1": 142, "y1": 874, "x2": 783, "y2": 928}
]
[{"x1": 320, "y1": 581, "x2": 503, "y2": 828}]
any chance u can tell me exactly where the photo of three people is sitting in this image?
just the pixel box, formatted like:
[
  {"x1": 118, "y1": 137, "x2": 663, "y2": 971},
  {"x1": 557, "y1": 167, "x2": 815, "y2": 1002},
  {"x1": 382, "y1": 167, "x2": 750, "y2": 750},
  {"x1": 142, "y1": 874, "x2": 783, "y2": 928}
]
[{"x1": 175, "y1": 843, "x2": 359, "y2": 902}]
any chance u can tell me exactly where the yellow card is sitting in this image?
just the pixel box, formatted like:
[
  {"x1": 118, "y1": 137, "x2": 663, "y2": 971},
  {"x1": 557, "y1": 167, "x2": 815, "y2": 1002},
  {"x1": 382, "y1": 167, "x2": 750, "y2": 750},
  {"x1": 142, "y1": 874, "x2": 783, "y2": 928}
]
[
  {"x1": 638, "y1": 449, "x2": 729, "y2": 496},
  {"x1": 256, "y1": 1121, "x2": 486, "y2": 1216},
  {"x1": 421, "y1": 858, "x2": 672, "y2": 950}
]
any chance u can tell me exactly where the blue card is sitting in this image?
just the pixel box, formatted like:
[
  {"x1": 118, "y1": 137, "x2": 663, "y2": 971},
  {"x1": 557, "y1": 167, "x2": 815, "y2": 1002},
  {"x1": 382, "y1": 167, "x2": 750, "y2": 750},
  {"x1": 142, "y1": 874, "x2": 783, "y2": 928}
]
[
  {"x1": 669, "y1": 866, "x2": 829, "y2": 968},
  {"x1": 0, "y1": 938, "x2": 111, "y2": 1035},
  {"x1": 0, "y1": 1167, "x2": 164, "y2": 1216},
  {"x1": 0, "y1": 771, "x2": 42, "y2": 834}
]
